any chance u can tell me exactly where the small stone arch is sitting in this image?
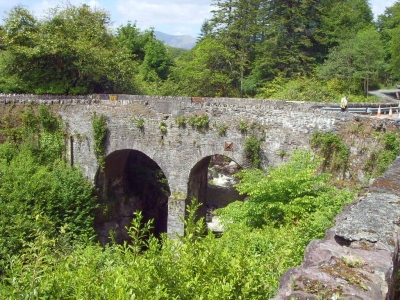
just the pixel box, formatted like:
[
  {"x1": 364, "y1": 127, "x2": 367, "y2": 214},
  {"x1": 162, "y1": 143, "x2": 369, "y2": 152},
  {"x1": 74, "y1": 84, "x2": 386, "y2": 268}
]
[
  {"x1": 94, "y1": 149, "x2": 170, "y2": 245},
  {"x1": 187, "y1": 154, "x2": 246, "y2": 230}
]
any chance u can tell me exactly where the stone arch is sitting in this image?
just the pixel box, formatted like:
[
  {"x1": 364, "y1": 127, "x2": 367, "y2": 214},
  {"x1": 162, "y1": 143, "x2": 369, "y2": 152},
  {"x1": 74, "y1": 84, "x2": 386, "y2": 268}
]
[
  {"x1": 187, "y1": 154, "x2": 245, "y2": 229},
  {"x1": 94, "y1": 149, "x2": 170, "y2": 245}
]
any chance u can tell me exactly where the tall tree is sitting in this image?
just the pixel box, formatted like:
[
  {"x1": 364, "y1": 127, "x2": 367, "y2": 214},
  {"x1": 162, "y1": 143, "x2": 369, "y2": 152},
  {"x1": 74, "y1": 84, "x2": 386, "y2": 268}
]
[
  {"x1": 318, "y1": 26, "x2": 385, "y2": 94},
  {"x1": 116, "y1": 25, "x2": 173, "y2": 91},
  {"x1": 169, "y1": 37, "x2": 235, "y2": 97},
  {"x1": 246, "y1": 0, "x2": 325, "y2": 92},
  {"x1": 0, "y1": 4, "x2": 138, "y2": 94},
  {"x1": 317, "y1": 0, "x2": 373, "y2": 50},
  {"x1": 209, "y1": 0, "x2": 263, "y2": 96},
  {"x1": 376, "y1": 2, "x2": 400, "y2": 81},
  {"x1": 0, "y1": 5, "x2": 38, "y2": 92}
]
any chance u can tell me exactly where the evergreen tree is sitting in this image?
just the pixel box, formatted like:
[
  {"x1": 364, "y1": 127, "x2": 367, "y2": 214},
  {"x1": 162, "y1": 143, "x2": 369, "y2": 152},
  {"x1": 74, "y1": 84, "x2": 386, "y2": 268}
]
[{"x1": 376, "y1": 2, "x2": 400, "y2": 80}]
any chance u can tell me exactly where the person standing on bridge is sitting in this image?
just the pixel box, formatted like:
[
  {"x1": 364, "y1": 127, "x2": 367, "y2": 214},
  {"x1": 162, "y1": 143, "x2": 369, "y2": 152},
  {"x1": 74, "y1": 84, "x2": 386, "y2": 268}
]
[{"x1": 340, "y1": 95, "x2": 348, "y2": 112}]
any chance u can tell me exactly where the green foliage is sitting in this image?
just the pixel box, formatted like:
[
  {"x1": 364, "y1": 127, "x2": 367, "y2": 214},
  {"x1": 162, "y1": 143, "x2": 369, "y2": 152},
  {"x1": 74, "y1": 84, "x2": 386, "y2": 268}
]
[
  {"x1": 0, "y1": 147, "x2": 352, "y2": 299},
  {"x1": 168, "y1": 37, "x2": 237, "y2": 97},
  {"x1": 158, "y1": 121, "x2": 167, "y2": 134},
  {"x1": 218, "y1": 124, "x2": 228, "y2": 136},
  {"x1": 176, "y1": 115, "x2": 186, "y2": 127},
  {"x1": 244, "y1": 135, "x2": 262, "y2": 168},
  {"x1": 318, "y1": 26, "x2": 385, "y2": 95},
  {"x1": 364, "y1": 132, "x2": 400, "y2": 177},
  {"x1": 140, "y1": 38, "x2": 174, "y2": 81},
  {"x1": 0, "y1": 149, "x2": 353, "y2": 300},
  {"x1": 0, "y1": 104, "x2": 96, "y2": 278},
  {"x1": 181, "y1": 197, "x2": 207, "y2": 242},
  {"x1": 257, "y1": 76, "x2": 381, "y2": 102},
  {"x1": 262, "y1": 76, "x2": 336, "y2": 101},
  {"x1": 0, "y1": 145, "x2": 96, "y2": 269},
  {"x1": 0, "y1": 4, "x2": 139, "y2": 94},
  {"x1": 0, "y1": 1, "x2": 396, "y2": 97},
  {"x1": 188, "y1": 114, "x2": 209, "y2": 132},
  {"x1": 115, "y1": 211, "x2": 154, "y2": 255},
  {"x1": 238, "y1": 120, "x2": 248, "y2": 134},
  {"x1": 21, "y1": 106, "x2": 39, "y2": 132},
  {"x1": 0, "y1": 197, "x2": 278, "y2": 299},
  {"x1": 136, "y1": 117, "x2": 145, "y2": 130},
  {"x1": 38, "y1": 105, "x2": 59, "y2": 132},
  {"x1": 279, "y1": 150, "x2": 287, "y2": 159},
  {"x1": 311, "y1": 131, "x2": 349, "y2": 174},
  {"x1": 91, "y1": 113, "x2": 108, "y2": 169},
  {"x1": 219, "y1": 149, "x2": 340, "y2": 228}
]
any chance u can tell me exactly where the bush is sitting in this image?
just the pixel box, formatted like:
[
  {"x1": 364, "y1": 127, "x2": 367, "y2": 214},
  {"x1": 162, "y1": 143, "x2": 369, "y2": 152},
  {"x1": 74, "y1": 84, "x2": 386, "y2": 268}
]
[
  {"x1": 0, "y1": 145, "x2": 96, "y2": 268},
  {"x1": 257, "y1": 76, "x2": 381, "y2": 103},
  {"x1": 159, "y1": 121, "x2": 167, "y2": 133},
  {"x1": 176, "y1": 116, "x2": 186, "y2": 127},
  {"x1": 188, "y1": 114, "x2": 209, "y2": 132},
  {"x1": 244, "y1": 136, "x2": 261, "y2": 168},
  {"x1": 311, "y1": 131, "x2": 349, "y2": 174},
  {"x1": 364, "y1": 132, "x2": 400, "y2": 178},
  {"x1": 0, "y1": 107, "x2": 96, "y2": 271}
]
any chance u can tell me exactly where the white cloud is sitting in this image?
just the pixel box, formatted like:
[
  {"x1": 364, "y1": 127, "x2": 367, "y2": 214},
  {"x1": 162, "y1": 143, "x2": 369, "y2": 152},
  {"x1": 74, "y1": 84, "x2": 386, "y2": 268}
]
[
  {"x1": 114, "y1": 0, "x2": 212, "y2": 36},
  {"x1": 370, "y1": 0, "x2": 397, "y2": 18}
]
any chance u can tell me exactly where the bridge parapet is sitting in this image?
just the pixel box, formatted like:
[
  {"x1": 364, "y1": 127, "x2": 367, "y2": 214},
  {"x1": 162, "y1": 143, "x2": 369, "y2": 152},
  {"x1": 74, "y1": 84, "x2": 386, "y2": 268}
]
[{"x1": 0, "y1": 93, "x2": 339, "y2": 115}]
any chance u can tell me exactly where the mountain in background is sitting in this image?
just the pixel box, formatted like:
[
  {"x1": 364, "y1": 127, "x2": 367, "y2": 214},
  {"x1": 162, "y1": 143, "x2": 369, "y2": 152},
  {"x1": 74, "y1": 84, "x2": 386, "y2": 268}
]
[{"x1": 154, "y1": 31, "x2": 197, "y2": 50}]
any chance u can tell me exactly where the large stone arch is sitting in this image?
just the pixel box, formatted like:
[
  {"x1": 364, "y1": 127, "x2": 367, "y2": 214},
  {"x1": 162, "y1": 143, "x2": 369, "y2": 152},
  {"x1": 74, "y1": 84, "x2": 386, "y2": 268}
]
[{"x1": 94, "y1": 149, "x2": 170, "y2": 245}]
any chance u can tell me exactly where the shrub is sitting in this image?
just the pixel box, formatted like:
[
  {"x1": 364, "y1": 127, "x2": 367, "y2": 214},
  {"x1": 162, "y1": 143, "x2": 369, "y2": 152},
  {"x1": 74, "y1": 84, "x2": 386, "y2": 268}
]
[
  {"x1": 188, "y1": 114, "x2": 209, "y2": 132},
  {"x1": 218, "y1": 124, "x2": 228, "y2": 136},
  {"x1": 238, "y1": 120, "x2": 248, "y2": 133},
  {"x1": 159, "y1": 121, "x2": 167, "y2": 133},
  {"x1": 137, "y1": 117, "x2": 145, "y2": 130},
  {"x1": 244, "y1": 136, "x2": 262, "y2": 168},
  {"x1": 364, "y1": 132, "x2": 400, "y2": 178},
  {"x1": 176, "y1": 116, "x2": 186, "y2": 127},
  {"x1": 311, "y1": 131, "x2": 349, "y2": 174},
  {"x1": 0, "y1": 144, "x2": 96, "y2": 269},
  {"x1": 0, "y1": 150, "x2": 353, "y2": 300}
]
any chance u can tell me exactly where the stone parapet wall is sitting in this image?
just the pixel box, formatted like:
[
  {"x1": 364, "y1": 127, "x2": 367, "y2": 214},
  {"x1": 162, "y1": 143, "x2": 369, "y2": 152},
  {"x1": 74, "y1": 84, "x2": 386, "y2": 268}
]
[
  {"x1": 274, "y1": 157, "x2": 400, "y2": 299},
  {"x1": 0, "y1": 93, "x2": 353, "y2": 115}
]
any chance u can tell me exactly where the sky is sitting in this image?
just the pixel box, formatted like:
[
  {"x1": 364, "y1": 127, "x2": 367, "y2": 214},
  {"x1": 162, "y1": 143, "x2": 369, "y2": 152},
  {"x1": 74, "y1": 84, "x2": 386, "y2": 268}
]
[{"x1": 0, "y1": 0, "x2": 397, "y2": 37}]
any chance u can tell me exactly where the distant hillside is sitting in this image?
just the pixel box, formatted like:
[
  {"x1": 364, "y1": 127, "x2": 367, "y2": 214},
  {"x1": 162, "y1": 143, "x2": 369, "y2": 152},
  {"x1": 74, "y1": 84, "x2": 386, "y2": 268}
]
[{"x1": 154, "y1": 31, "x2": 196, "y2": 50}]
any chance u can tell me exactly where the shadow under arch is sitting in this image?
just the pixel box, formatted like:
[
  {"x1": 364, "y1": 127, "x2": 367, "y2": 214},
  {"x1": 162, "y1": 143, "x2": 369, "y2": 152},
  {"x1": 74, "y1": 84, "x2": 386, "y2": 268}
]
[
  {"x1": 187, "y1": 154, "x2": 246, "y2": 228},
  {"x1": 94, "y1": 149, "x2": 170, "y2": 246}
]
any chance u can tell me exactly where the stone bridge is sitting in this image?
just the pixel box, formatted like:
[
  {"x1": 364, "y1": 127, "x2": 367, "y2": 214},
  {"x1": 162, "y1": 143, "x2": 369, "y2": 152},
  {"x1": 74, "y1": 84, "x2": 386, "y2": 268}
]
[
  {"x1": 31, "y1": 94, "x2": 338, "y2": 239},
  {"x1": 1, "y1": 94, "x2": 400, "y2": 298},
  {"x1": 0, "y1": 94, "x2": 394, "y2": 235}
]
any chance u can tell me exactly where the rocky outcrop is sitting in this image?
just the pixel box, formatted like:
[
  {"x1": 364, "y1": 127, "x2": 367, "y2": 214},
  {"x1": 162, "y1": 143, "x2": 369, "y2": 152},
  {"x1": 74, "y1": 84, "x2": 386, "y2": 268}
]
[{"x1": 273, "y1": 157, "x2": 400, "y2": 299}]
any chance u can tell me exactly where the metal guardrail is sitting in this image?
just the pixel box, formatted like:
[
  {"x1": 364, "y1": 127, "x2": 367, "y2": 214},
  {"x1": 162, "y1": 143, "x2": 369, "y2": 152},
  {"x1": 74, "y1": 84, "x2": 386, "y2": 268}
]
[
  {"x1": 322, "y1": 106, "x2": 400, "y2": 114},
  {"x1": 366, "y1": 107, "x2": 400, "y2": 114}
]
